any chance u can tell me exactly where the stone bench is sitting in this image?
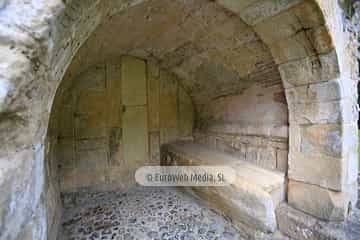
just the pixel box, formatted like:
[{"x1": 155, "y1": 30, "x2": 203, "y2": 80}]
[{"x1": 161, "y1": 141, "x2": 286, "y2": 235}]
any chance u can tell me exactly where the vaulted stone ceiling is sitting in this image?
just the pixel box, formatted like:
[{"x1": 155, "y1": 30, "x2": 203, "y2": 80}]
[{"x1": 64, "y1": 0, "x2": 281, "y2": 105}]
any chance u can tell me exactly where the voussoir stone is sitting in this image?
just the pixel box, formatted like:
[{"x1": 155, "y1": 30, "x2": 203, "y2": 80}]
[
  {"x1": 238, "y1": 0, "x2": 303, "y2": 26},
  {"x1": 279, "y1": 50, "x2": 340, "y2": 88},
  {"x1": 288, "y1": 99, "x2": 358, "y2": 125},
  {"x1": 289, "y1": 122, "x2": 358, "y2": 191}
]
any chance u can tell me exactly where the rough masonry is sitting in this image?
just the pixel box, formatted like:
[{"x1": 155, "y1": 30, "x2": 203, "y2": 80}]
[{"x1": 0, "y1": 0, "x2": 358, "y2": 239}]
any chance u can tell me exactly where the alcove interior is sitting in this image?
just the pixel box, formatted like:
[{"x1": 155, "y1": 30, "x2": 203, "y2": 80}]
[
  {"x1": 1, "y1": 0, "x2": 359, "y2": 239},
  {"x1": 48, "y1": 55, "x2": 288, "y2": 193},
  {"x1": 47, "y1": 0, "x2": 288, "y2": 193},
  {"x1": 45, "y1": 0, "x2": 289, "y2": 237}
]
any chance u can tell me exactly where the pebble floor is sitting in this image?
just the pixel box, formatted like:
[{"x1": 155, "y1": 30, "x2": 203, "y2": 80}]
[{"x1": 59, "y1": 187, "x2": 243, "y2": 240}]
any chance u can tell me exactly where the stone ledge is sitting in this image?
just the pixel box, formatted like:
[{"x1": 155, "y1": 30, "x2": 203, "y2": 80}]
[{"x1": 161, "y1": 141, "x2": 286, "y2": 234}]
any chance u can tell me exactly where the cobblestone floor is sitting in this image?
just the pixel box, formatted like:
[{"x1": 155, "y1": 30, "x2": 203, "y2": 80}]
[
  {"x1": 59, "y1": 187, "x2": 243, "y2": 240},
  {"x1": 59, "y1": 175, "x2": 360, "y2": 240}
]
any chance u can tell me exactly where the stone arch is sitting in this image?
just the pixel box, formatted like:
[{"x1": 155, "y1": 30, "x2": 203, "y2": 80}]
[
  {"x1": 0, "y1": 0, "x2": 357, "y2": 239},
  {"x1": 215, "y1": 0, "x2": 358, "y2": 222}
]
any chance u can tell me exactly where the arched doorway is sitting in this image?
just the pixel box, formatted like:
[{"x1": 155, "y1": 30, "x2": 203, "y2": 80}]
[{"x1": 0, "y1": 0, "x2": 357, "y2": 239}]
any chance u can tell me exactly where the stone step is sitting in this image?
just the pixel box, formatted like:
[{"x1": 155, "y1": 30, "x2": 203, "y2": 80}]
[
  {"x1": 161, "y1": 141, "x2": 286, "y2": 234},
  {"x1": 276, "y1": 202, "x2": 360, "y2": 240}
]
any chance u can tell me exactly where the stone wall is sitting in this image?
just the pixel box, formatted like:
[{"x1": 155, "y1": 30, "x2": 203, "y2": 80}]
[
  {"x1": 194, "y1": 81, "x2": 289, "y2": 172},
  {"x1": 49, "y1": 56, "x2": 194, "y2": 193}
]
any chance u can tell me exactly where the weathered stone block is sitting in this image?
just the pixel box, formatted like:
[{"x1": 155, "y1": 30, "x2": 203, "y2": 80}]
[
  {"x1": 74, "y1": 92, "x2": 108, "y2": 143},
  {"x1": 59, "y1": 89, "x2": 75, "y2": 107},
  {"x1": 121, "y1": 56, "x2": 147, "y2": 106},
  {"x1": 240, "y1": 0, "x2": 303, "y2": 26},
  {"x1": 289, "y1": 149, "x2": 343, "y2": 191},
  {"x1": 268, "y1": 31, "x2": 317, "y2": 64},
  {"x1": 270, "y1": 26, "x2": 332, "y2": 64},
  {"x1": 105, "y1": 167, "x2": 136, "y2": 190},
  {"x1": 59, "y1": 168, "x2": 77, "y2": 192},
  {"x1": 75, "y1": 114, "x2": 107, "y2": 139},
  {"x1": 216, "y1": 0, "x2": 257, "y2": 14},
  {"x1": 58, "y1": 106, "x2": 74, "y2": 138},
  {"x1": 177, "y1": 1, "x2": 220, "y2": 43},
  {"x1": 108, "y1": 127, "x2": 122, "y2": 166},
  {"x1": 194, "y1": 132, "x2": 287, "y2": 172},
  {"x1": 288, "y1": 180, "x2": 358, "y2": 221},
  {"x1": 122, "y1": 106, "x2": 148, "y2": 166},
  {"x1": 76, "y1": 138, "x2": 107, "y2": 151},
  {"x1": 148, "y1": 63, "x2": 160, "y2": 132},
  {"x1": 288, "y1": 99, "x2": 357, "y2": 125},
  {"x1": 76, "y1": 64, "x2": 106, "y2": 90},
  {"x1": 57, "y1": 139, "x2": 75, "y2": 169},
  {"x1": 193, "y1": 132, "x2": 212, "y2": 146},
  {"x1": 106, "y1": 60, "x2": 122, "y2": 127},
  {"x1": 178, "y1": 86, "x2": 194, "y2": 138},
  {"x1": 255, "y1": 7, "x2": 331, "y2": 62},
  {"x1": 285, "y1": 79, "x2": 342, "y2": 104},
  {"x1": 276, "y1": 203, "x2": 349, "y2": 240},
  {"x1": 76, "y1": 149, "x2": 108, "y2": 169},
  {"x1": 276, "y1": 149, "x2": 288, "y2": 172},
  {"x1": 161, "y1": 42, "x2": 203, "y2": 69},
  {"x1": 291, "y1": 0, "x2": 325, "y2": 28},
  {"x1": 149, "y1": 131, "x2": 160, "y2": 165},
  {"x1": 300, "y1": 124, "x2": 342, "y2": 157},
  {"x1": 221, "y1": 41, "x2": 271, "y2": 76},
  {"x1": 279, "y1": 51, "x2": 340, "y2": 88},
  {"x1": 289, "y1": 122, "x2": 358, "y2": 191},
  {"x1": 75, "y1": 168, "x2": 107, "y2": 190},
  {"x1": 252, "y1": 146, "x2": 277, "y2": 170},
  {"x1": 76, "y1": 91, "x2": 106, "y2": 114},
  {"x1": 216, "y1": 137, "x2": 237, "y2": 155},
  {"x1": 147, "y1": 60, "x2": 160, "y2": 79},
  {"x1": 254, "y1": 9, "x2": 303, "y2": 44},
  {"x1": 307, "y1": 25, "x2": 334, "y2": 54},
  {"x1": 160, "y1": 70, "x2": 178, "y2": 144},
  {"x1": 342, "y1": 124, "x2": 359, "y2": 185}
]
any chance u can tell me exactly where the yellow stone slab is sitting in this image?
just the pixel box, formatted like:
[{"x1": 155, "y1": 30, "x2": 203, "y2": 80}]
[
  {"x1": 121, "y1": 56, "x2": 147, "y2": 106},
  {"x1": 178, "y1": 86, "x2": 194, "y2": 138},
  {"x1": 147, "y1": 62, "x2": 160, "y2": 131},
  {"x1": 160, "y1": 71, "x2": 178, "y2": 144},
  {"x1": 122, "y1": 105, "x2": 149, "y2": 167},
  {"x1": 106, "y1": 60, "x2": 122, "y2": 127}
]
